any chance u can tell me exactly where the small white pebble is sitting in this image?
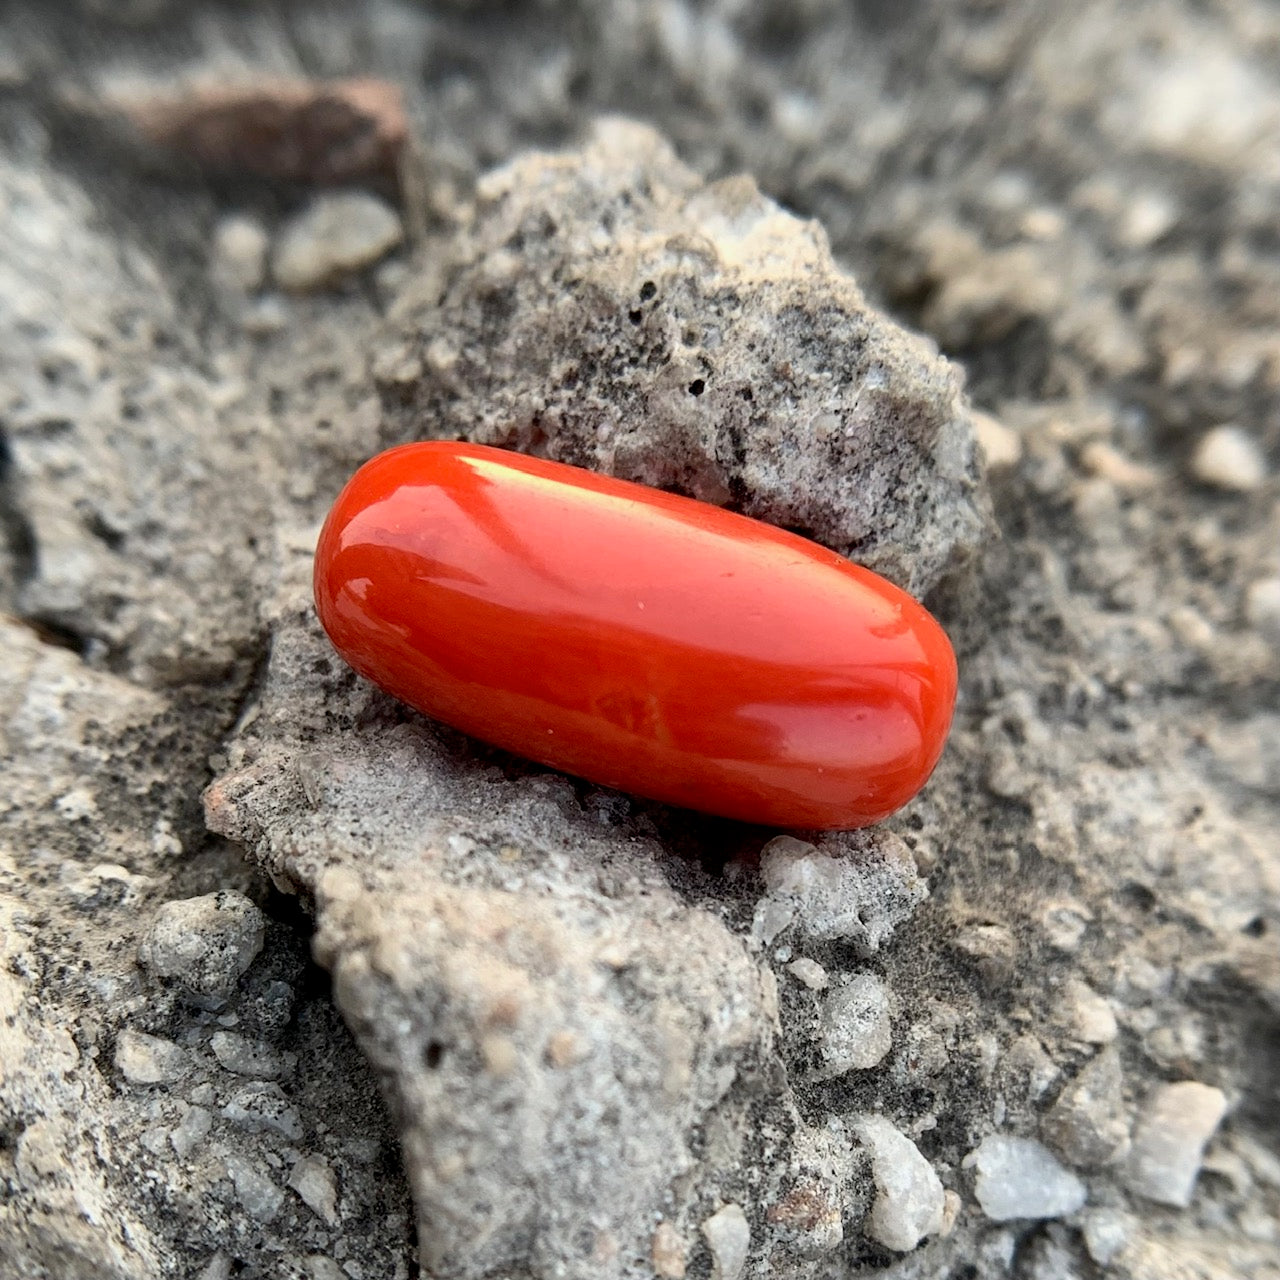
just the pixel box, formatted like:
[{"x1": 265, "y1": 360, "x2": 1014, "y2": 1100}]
[
  {"x1": 1118, "y1": 192, "x2": 1177, "y2": 248},
  {"x1": 966, "y1": 1135, "x2": 1086, "y2": 1221},
  {"x1": 212, "y1": 214, "x2": 269, "y2": 292},
  {"x1": 1124, "y1": 1081, "x2": 1228, "y2": 1207},
  {"x1": 973, "y1": 411, "x2": 1023, "y2": 471},
  {"x1": 1079, "y1": 1207, "x2": 1134, "y2": 1265},
  {"x1": 1245, "y1": 577, "x2": 1280, "y2": 644},
  {"x1": 114, "y1": 1030, "x2": 189, "y2": 1086},
  {"x1": 1191, "y1": 425, "x2": 1266, "y2": 492},
  {"x1": 273, "y1": 192, "x2": 403, "y2": 292},
  {"x1": 651, "y1": 1220, "x2": 688, "y2": 1279},
  {"x1": 1064, "y1": 978, "x2": 1118, "y2": 1045},
  {"x1": 701, "y1": 1203, "x2": 749, "y2": 1280},
  {"x1": 854, "y1": 1114, "x2": 946, "y2": 1251},
  {"x1": 787, "y1": 957, "x2": 829, "y2": 990},
  {"x1": 288, "y1": 1154, "x2": 340, "y2": 1226}
]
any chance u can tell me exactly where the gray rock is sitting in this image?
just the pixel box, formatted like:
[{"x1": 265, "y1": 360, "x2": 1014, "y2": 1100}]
[
  {"x1": 113, "y1": 1030, "x2": 189, "y2": 1086},
  {"x1": 756, "y1": 833, "x2": 927, "y2": 953},
  {"x1": 1124, "y1": 1080, "x2": 1229, "y2": 1207},
  {"x1": 377, "y1": 118, "x2": 991, "y2": 601},
  {"x1": 853, "y1": 1114, "x2": 946, "y2": 1252},
  {"x1": 222, "y1": 1153, "x2": 285, "y2": 1223},
  {"x1": 274, "y1": 193, "x2": 404, "y2": 292},
  {"x1": 221, "y1": 1083, "x2": 304, "y2": 1142},
  {"x1": 816, "y1": 972, "x2": 893, "y2": 1076},
  {"x1": 169, "y1": 1106, "x2": 213, "y2": 1160},
  {"x1": 210, "y1": 1030, "x2": 286, "y2": 1079},
  {"x1": 139, "y1": 892, "x2": 265, "y2": 1007},
  {"x1": 140, "y1": 890, "x2": 264, "y2": 1008},
  {"x1": 199, "y1": 111, "x2": 990, "y2": 1280},
  {"x1": 1041, "y1": 1048, "x2": 1130, "y2": 1168}
]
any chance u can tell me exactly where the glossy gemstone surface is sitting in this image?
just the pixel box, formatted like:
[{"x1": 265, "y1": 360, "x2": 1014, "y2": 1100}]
[{"x1": 313, "y1": 441, "x2": 957, "y2": 828}]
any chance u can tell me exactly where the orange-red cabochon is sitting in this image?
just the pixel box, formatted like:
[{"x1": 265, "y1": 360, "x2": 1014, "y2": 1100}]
[{"x1": 314, "y1": 441, "x2": 957, "y2": 828}]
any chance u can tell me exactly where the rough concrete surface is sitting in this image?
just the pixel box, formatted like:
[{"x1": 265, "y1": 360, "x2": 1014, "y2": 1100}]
[{"x1": 1, "y1": 2, "x2": 1278, "y2": 1279}]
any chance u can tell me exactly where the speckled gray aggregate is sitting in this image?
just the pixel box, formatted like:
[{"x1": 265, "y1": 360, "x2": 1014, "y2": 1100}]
[{"x1": 1, "y1": 2, "x2": 1278, "y2": 1278}]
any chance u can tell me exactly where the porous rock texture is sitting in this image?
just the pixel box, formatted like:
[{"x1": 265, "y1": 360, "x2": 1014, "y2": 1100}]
[
  {"x1": 375, "y1": 117, "x2": 988, "y2": 602},
  {"x1": 2, "y1": 2, "x2": 1280, "y2": 1279}
]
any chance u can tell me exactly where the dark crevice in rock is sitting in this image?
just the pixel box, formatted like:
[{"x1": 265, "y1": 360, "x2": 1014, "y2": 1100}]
[{"x1": 0, "y1": 424, "x2": 37, "y2": 590}]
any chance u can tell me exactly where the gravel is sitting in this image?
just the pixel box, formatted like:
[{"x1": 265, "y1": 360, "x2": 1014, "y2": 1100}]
[
  {"x1": 853, "y1": 1114, "x2": 946, "y2": 1252},
  {"x1": 817, "y1": 973, "x2": 894, "y2": 1076},
  {"x1": 2, "y1": 1, "x2": 1278, "y2": 1276},
  {"x1": 700, "y1": 1204, "x2": 750, "y2": 1280},
  {"x1": 967, "y1": 1135, "x2": 1088, "y2": 1222},
  {"x1": 1124, "y1": 1081, "x2": 1230, "y2": 1207},
  {"x1": 138, "y1": 893, "x2": 266, "y2": 1008},
  {"x1": 273, "y1": 193, "x2": 404, "y2": 292}
]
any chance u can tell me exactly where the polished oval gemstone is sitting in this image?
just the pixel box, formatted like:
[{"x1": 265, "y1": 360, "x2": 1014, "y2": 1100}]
[{"x1": 314, "y1": 441, "x2": 957, "y2": 829}]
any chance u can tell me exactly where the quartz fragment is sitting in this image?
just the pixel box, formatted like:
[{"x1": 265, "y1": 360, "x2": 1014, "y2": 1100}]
[
  {"x1": 968, "y1": 1135, "x2": 1087, "y2": 1221},
  {"x1": 701, "y1": 1204, "x2": 750, "y2": 1280},
  {"x1": 114, "y1": 1030, "x2": 189, "y2": 1085},
  {"x1": 273, "y1": 193, "x2": 403, "y2": 291},
  {"x1": 758, "y1": 833, "x2": 926, "y2": 954},
  {"x1": 853, "y1": 1114, "x2": 946, "y2": 1252},
  {"x1": 1124, "y1": 1081, "x2": 1228, "y2": 1206}
]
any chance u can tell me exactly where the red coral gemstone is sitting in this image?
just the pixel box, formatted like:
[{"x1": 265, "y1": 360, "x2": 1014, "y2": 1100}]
[{"x1": 314, "y1": 441, "x2": 957, "y2": 829}]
